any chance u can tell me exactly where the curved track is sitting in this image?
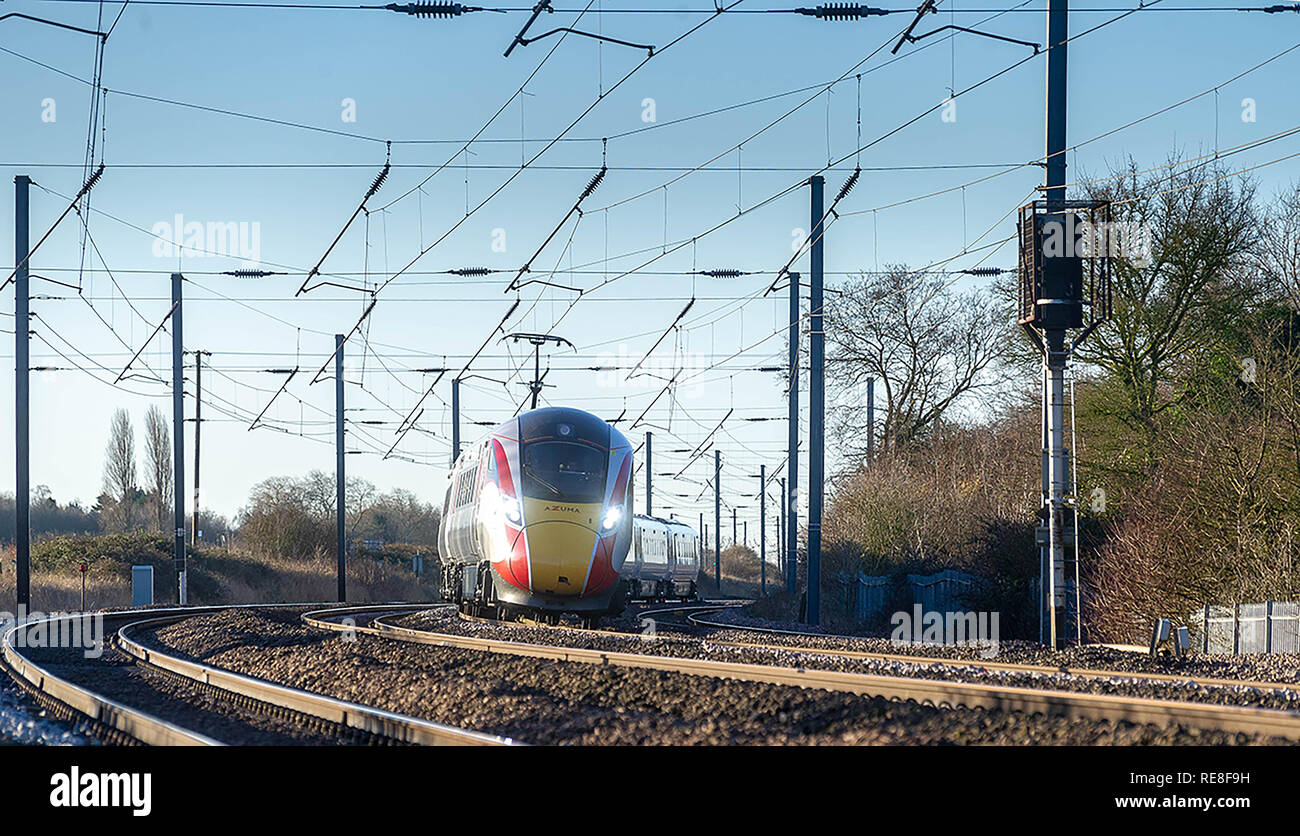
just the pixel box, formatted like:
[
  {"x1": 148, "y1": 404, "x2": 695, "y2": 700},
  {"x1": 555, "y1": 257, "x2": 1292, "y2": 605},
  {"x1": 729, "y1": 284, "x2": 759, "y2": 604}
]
[
  {"x1": 2, "y1": 605, "x2": 513, "y2": 746},
  {"x1": 301, "y1": 603, "x2": 1300, "y2": 742}
]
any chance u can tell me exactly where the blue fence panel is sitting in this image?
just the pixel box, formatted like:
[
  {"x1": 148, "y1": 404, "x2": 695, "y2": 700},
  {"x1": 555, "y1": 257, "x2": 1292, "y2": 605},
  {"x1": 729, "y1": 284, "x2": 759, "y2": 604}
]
[
  {"x1": 906, "y1": 569, "x2": 976, "y2": 613},
  {"x1": 850, "y1": 570, "x2": 979, "y2": 623},
  {"x1": 855, "y1": 573, "x2": 890, "y2": 620}
]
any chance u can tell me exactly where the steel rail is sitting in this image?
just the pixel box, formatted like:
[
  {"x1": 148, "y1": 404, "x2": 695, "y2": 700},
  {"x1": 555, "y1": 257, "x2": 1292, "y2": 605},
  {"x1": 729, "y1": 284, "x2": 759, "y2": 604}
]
[
  {"x1": 464, "y1": 600, "x2": 1300, "y2": 700},
  {"x1": 301, "y1": 605, "x2": 1300, "y2": 741},
  {"x1": 2, "y1": 604, "x2": 515, "y2": 746},
  {"x1": 2, "y1": 608, "x2": 225, "y2": 746},
  {"x1": 116, "y1": 613, "x2": 514, "y2": 746},
  {"x1": 678, "y1": 608, "x2": 1300, "y2": 696}
]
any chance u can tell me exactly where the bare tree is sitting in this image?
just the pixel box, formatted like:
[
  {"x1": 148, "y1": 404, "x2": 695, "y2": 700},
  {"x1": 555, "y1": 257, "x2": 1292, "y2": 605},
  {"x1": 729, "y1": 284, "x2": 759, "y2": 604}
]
[
  {"x1": 346, "y1": 476, "x2": 376, "y2": 542},
  {"x1": 237, "y1": 476, "x2": 332, "y2": 560},
  {"x1": 101, "y1": 408, "x2": 138, "y2": 532},
  {"x1": 237, "y1": 472, "x2": 382, "y2": 559},
  {"x1": 1255, "y1": 182, "x2": 1300, "y2": 308},
  {"x1": 825, "y1": 267, "x2": 1007, "y2": 459},
  {"x1": 361, "y1": 488, "x2": 441, "y2": 546},
  {"x1": 300, "y1": 469, "x2": 337, "y2": 521},
  {"x1": 143, "y1": 405, "x2": 173, "y2": 534}
]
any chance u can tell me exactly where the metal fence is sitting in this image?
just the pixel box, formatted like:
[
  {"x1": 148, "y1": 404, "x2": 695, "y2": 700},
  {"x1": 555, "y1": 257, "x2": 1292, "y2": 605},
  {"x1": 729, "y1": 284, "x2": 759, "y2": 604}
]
[
  {"x1": 1191, "y1": 602, "x2": 1300, "y2": 654},
  {"x1": 856, "y1": 573, "x2": 891, "y2": 621},
  {"x1": 907, "y1": 569, "x2": 976, "y2": 613},
  {"x1": 838, "y1": 569, "x2": 978, "y2": 622}
]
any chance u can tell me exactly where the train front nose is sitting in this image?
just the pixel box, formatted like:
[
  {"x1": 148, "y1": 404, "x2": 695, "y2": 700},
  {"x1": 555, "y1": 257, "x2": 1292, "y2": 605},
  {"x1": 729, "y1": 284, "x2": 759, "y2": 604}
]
[{"x1": 519, "y1": 500, "x2": 617, "y2": 597}]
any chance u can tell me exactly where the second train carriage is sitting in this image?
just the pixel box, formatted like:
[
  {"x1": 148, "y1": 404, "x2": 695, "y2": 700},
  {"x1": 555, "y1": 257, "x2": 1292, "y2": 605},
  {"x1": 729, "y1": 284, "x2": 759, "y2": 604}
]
[{"x1": 625, "y1": 514, "x2": 701, "y2": 601}]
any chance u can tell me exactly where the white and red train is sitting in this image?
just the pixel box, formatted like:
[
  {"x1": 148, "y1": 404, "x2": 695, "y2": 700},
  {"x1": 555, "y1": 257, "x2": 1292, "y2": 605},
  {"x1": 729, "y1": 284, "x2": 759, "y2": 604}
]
[{"x1": 439, "y1": 406, "x2": 700, "y2": 623}]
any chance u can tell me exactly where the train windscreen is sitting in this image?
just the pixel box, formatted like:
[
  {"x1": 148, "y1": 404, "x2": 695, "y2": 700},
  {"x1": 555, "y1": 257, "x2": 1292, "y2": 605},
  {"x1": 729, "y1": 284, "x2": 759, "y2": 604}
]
[{"x1": 520, "y1": 441, "x2": 609, "y2": 503}]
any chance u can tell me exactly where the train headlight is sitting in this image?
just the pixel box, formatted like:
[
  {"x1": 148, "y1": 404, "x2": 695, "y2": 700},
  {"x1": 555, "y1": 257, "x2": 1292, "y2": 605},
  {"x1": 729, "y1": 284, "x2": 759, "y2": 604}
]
[
  {"x1": 601, "y1": 506, "x2": 623, "y2": 532},
  {"x1": 502, "y1": 495, "x2": 522, "y2": 526}
]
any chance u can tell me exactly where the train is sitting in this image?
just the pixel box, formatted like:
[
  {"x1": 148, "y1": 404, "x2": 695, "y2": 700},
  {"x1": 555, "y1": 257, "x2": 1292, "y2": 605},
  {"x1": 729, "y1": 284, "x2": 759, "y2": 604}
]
[
  {"x1": 625, "y1": 514, "x2": 700, "y2": 602},
  {"x1": 439, "y1": 406, "x2": 701, "y2": 624}
]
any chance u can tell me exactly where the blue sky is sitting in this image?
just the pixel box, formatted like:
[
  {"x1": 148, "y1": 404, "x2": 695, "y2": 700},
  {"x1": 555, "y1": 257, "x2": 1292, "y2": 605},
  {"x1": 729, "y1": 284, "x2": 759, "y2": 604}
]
[{"x1": 2, "y1": 1, "x2": 1298, "y2": 530}]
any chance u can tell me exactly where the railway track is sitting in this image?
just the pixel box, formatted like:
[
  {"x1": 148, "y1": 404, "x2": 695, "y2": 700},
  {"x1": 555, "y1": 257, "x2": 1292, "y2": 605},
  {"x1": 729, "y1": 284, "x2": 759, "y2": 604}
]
[
  {"x1": 667, "y1": 604, "x2": 1300, "y2": 698},
  {"x1": 303, "y1": 602, "x2": 1300, "y2": 742},
  {"x1": 454, "y1": 600, "x2": 1300, "y2": 702},
  {"x1": 2, "y1": 605, "x2": 514, "y2": 746},
  {"x1": 15, "y1": 601, "x2": 1293, "y2": 745}
]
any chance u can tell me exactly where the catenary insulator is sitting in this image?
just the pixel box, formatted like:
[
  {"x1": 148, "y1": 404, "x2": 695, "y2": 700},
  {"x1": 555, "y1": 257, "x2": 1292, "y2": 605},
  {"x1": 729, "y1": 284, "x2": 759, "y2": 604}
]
[
  {"x1": 383, "y1": 3, "x2": 478, "y2": 17},
  {"x1": 366, "y1": 163, "x2": 390, "y2": 198},
  {"x1": 580, "y1": 166, "x2": 607, "y2": 200},
  {"x1": 794, "y1": 4, "x2": 890, "y2": 20},
  {"x1": 836, "y1": 167, "x2": 860, "y2": 201}
]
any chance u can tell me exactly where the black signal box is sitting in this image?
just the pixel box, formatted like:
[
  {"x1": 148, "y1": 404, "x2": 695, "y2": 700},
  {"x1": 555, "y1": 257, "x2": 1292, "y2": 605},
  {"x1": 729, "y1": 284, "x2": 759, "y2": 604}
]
[
  {"x1": 1017, "y1": 200, "x2": 1111, "y2": 332},
  {"x1": 1037, "y1": 212, "x2": 1085, "y2": 329}
]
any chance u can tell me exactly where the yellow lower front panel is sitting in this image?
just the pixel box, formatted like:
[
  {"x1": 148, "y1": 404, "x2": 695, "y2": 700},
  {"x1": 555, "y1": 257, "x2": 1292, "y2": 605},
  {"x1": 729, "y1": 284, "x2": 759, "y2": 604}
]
[{"x1": 522, "y1": 499, "x2": 601, "y2": 596}]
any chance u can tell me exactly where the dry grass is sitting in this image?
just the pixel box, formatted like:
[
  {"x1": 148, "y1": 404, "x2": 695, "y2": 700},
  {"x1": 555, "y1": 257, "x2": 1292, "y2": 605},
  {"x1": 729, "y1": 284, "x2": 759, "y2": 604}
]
[
  {"x1": 0, "y1": 544, "x2": 438, "y2": 613},
  {"x1": 207, "y1": 551, "x2": 439, "y2": 606},
  {"x1": 696, "y1": 545, "x2": 782, "y2": 599}
]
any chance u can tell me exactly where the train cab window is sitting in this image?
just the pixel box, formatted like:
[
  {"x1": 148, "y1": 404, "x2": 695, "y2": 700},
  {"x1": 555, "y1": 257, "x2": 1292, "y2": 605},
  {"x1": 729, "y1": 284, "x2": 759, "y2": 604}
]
[{"x1": 520, "y1": 441, "x2": 608, "y2": 503}]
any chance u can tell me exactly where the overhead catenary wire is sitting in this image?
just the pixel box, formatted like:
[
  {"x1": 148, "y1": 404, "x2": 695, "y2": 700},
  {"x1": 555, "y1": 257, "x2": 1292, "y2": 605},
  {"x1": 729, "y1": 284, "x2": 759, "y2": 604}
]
[
  {"x1": 505, "y1": 165, "x2": 607, "y2": 293},
  {"x1": 558, "y1": 0, "x2": 1169, "y2": 337},
  {"x1": 2, "y1": 163, "x2": 104, "y2": 290},
  {"x1": 7, "y1": 0, "x2": 1289, "y2": 509},
  {"x1": 29, "y1": 0, "x2": 1291, "y2": 11},
  {"x1": 296, "y1": 152, "x2": 391, "y2": 295},
  {"x1": 113, "y1": 300, "x2": 178, "y2": 383},
  {"x1": 319, "y1": 0, "x2": 744, "y2": 371},
  {"x1": 838, "y1": 37, "x2": 1300, "y2": 215}
]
